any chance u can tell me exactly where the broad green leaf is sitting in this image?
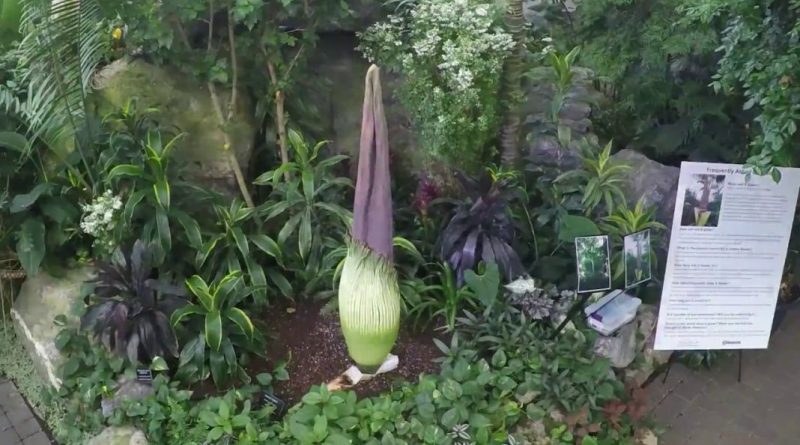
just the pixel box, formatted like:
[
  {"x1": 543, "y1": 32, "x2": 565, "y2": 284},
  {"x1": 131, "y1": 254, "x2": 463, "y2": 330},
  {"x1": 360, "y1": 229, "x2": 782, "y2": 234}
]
[
  {"x1": 186, "y1": 276, "x2": 215, "y2": 312},
  {"x1": 278, "y1": 212, "x2": 303, "y2": 245},
  {"x1": 204, "y1": 311, "x2": 223, "y2": 351},
  {"x1": 155, "y1": 208, "x2": 171, "y2": 253},
  {"x1": 173, "y1": 211, "x2": 202, "y2": 248},
  {"x1": 151, "y1": 356, "x2": 169, "y2": 371},
  {"x1": 225, "y1": 307, "x2": 254, "y2": 340},
  {"x1": 298, "y1": 209, "x2": 312, "y2": 260},
  {"x1": 16, "y1": 218, "x2": 45, "y2": 275},
  {"x1": 231, "y1": 227, "x2": 250, "y2": 258},
  {"x1": 0, "y1": 131, "x2": 29, "y2": 153},
  {"x1": 266, "y1": 268, "x2": 293, "y2": 298},
  {"x1": 170, "y1": 303, "x2": 204, "y2": 327},
  {"x1": 246, "y1": 256, "x2": 267, "y2": 303},
  {"x1": 10, "y1": 183, "x2": 51, "y2": 213},
  {"x1": 301, "y1": 169, "x2": 315, "y2": 201},
  {"x1": 107, "y1": 164, "x2": 145, "y2": 180},
  {"x1": 153, "y1": 179, "x2": 171, "y2": 209},
  {"x1": 40, "y1": 198, "x2": 78, "y2": 225},
  {"x1": 558, "y1": 214, "x2": 600, "y2": 243},
  {"x1": 250, "y1": 234, "x2": 283, "y2": 263}
]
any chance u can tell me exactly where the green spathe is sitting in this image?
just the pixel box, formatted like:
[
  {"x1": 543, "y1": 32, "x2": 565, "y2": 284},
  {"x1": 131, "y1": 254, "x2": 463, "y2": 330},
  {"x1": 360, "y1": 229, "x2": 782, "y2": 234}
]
[{"x1": 338, "y1": 241, "x2": 401, "y2": 371}]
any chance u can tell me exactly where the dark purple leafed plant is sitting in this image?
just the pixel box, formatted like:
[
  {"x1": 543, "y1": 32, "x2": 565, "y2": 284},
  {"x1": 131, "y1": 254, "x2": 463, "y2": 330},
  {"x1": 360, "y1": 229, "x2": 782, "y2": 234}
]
[
  {"x1": 81, "y1": 240, "x2": 187, "y2": 364},
  {"x1": 438, "y1": 172, "x2": 524, "y2": 285}
]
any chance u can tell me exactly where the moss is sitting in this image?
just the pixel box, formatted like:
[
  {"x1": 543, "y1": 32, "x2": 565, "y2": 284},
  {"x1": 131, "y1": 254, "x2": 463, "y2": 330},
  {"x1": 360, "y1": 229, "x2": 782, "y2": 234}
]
[{"x1": 0, "y1": 328, "x2": 68, "y2": 439}]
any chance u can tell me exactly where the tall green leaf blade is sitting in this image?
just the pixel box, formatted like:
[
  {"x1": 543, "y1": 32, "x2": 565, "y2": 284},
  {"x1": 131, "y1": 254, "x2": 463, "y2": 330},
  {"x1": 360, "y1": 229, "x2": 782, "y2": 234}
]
[
  {"x1": 250, "y1": 234, "x2": 283, "y2": 264},
  {"x1": 231, "y1": 227, "x2": 250, "y2": 258},
  {"x1": 16, "y1": 217, "x2": 45, "y2": 275},
  {"x1": 204, "y1": 311, "x2": 223, "y2": 351},
  {"x1": 298, "y1": 209, "x2": 312, "y2": 260},
  {"x1": 245, "y1": 256, "x2": 267, "y2": 303},
  {"x1": 186, "y1": 276, "x2": 215, "y2": 312},
  {"x1": 107, "y1": 164, "x2": 145, "y2": 180},
  {"x1": 225, "y1": 308, "x2": 254, "y2": 340},
  {"x1": 0, "y1": 131, "x2": 29, "y2": 153}
]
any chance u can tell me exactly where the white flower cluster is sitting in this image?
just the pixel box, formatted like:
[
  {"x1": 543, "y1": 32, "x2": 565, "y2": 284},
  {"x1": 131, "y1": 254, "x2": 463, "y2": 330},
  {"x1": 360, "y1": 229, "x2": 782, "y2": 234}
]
[
  {"x1": 359, "y1": 0, "x2": 515, "y2": 170},
  {"x1": 80, "y1": 190, "x2": 122, "y2": 254}
]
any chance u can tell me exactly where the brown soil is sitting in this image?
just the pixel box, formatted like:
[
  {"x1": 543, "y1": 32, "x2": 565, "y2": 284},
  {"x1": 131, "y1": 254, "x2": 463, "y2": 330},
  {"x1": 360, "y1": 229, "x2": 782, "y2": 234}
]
[{"x1": 255, "y1": 300, "x2": 444, "y2": 404}]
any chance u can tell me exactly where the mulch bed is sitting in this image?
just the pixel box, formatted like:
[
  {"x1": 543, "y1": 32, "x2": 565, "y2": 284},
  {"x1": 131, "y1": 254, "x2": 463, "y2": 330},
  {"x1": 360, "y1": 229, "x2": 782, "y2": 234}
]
[{"x1": 256, "y1": 300, "x2": 444, "y2": 404}]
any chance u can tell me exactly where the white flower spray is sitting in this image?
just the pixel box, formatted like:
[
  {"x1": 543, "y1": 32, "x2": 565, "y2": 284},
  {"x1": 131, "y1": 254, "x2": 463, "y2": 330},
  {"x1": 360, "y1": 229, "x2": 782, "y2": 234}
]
[{"x1": 80, "y1": 190, "x2": 122, "y2": 256}]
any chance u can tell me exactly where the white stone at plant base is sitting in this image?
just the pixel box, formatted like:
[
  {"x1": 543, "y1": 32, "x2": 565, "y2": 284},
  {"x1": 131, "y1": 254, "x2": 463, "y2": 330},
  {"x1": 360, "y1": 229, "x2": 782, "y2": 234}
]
[
  {"x1": 593, "y1": 319, "x2": 638, "y2": 368},
  {"x1": 101, "y1": 376, "x2": 155, "y2": 417},
  {"x1": 11, "y1": 268, "x2": 92, "y2": 388},
  {"x1": 625, "y1": 305, "x2": 673, "y2": 386},
  {"x1": 87, "y1": 426, "x2": 148, "y2": 445},
  {"x1": 344, "y1": 354, "x2": 399, "y2": 385}
]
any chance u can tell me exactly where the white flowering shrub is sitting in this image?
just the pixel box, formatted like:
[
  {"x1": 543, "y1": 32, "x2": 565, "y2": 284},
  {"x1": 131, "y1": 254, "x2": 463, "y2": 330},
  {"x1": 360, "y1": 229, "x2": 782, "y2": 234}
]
[
  {"x1": 80, "y1": 190, "x2": 123, "y2": 256},
  {"x1": 359, "y1": 0, "x2": 514, "y2": 172}
]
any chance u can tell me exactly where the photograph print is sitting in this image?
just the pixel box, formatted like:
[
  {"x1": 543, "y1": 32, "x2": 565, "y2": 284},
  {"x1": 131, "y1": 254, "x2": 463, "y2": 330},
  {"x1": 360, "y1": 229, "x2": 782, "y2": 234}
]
[
  {"x1": 575, "y1": 235, "x2": 612, "y2": 293},
  {"x1": 681, "y1": 174, "x2": 725, "y2": 227},
  {"x1": 624, "y1": 229, "x2": 652, "y2": 288}
]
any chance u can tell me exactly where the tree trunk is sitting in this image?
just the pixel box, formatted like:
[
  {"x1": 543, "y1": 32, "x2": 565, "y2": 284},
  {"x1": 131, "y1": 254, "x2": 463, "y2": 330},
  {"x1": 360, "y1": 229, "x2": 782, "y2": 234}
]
[{"x1": 499, "y1": 0, "x2": 526, "y2": 168}]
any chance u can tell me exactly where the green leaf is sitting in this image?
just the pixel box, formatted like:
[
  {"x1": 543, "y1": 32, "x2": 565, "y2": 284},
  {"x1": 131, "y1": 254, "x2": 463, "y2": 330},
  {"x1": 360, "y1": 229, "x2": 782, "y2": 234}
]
[
  {"x1": 225, "y1": 307, "x2": 254, "y2": 340},
  {"x1": 246, "y1": 256, "x2": 267, "y2": 303},
  {"x1": 266, "y1": 268, "x2": 293, "y2": 298},
  {"x1": 40, "y1": 198, "x2": 78, "y2": 225},
  {"x1": 107, "y1": 164, "x2": 145, "y2": 180},
  {"x1": 558, "y1": 214, "x2": 600, "y2": 243},
  {"x1": 0, "y1": 131, "x2": 29, "y2": 153},
  {"x1": 151, "y1": 356, "x2": 169, "y2": 371},
  {"x1": 301, "y1": 169, "x2": 315, "y2": 201},
  {"x1": 186, "y1": 276, "x2": 215, "y2": 312},
  {"x1": 16, "y1": 218, "x2": 45, "y2": 276},
  {"x1": 153, "y1": 179, "x2": 171, "y2": 210},
  {"x1": 463, "y1": 262, "x2": 500, "y2": 308},
  {"x1": 11, "y1": 183, "x2": 50, "y2": 213},
  {"x1": 204, "y1": 311, "x2": 223, "y2": 351},
  {"x1": 170, "y1": 303, "x2": 204, "y2": 326},
  {"x1": 173, "y1": 211, "x2": 202, "y2": 248},
  {"x1": 155, "y1": 208, "x2": 171, "y2": 253},
  {"x1": 231, "y1": 227, "x2": 250, "y2": 258},
  {"x1": 298, "y1": 209, "x2": 312, "y2": 259},
  {"x1": 278, "y1": 212, "x2": 304, "y2": 245},
  {"x1": 250, "y1": 234, "x2": 283, "y2": 263}
]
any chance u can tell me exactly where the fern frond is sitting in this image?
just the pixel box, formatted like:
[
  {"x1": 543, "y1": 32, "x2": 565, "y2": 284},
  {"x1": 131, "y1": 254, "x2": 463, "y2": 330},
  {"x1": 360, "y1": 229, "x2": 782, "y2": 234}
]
[{"x1": 17, "y1": 0, "x2": 105, "y2": 164}]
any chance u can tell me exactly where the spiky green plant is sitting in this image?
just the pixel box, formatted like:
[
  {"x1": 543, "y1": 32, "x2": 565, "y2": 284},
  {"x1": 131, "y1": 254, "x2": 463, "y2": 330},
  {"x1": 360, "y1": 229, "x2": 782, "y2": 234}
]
[
  {"x1": 15, "y1": 0, "x2": 106, "y2": 188},
  {"x1": 338, "y1": 65, "x2": 401, "y2": 372}
]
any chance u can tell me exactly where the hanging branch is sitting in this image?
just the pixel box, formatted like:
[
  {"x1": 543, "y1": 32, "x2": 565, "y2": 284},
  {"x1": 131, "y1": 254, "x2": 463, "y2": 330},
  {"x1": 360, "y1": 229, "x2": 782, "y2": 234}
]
[{"x1": 177, "y1": 0, "x2": 255, "y2": 207}]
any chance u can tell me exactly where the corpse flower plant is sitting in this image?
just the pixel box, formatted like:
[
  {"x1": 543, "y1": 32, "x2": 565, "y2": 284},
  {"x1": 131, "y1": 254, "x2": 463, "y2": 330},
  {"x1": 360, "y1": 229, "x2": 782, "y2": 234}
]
[{"x1": 338, "y1": 65, "x2": 401, "y2": 372}]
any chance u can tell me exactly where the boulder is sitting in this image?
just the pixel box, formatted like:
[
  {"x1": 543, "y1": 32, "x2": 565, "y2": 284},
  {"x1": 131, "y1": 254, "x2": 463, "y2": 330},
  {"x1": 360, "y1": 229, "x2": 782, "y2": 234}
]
[
  {"x1": 101, "y1": 377, "x2": 155, "y2": 417},
  {"x1": 612, "y1": 149, "x2": 680, "y2": 256},
  {"x1": 593, "y1": 319, "x2": 637, "y2": 368},
  {"x1": 625, "y1": 305, "x2": 672, "y2": 387},
  {"x1": 525, "y1": 66, "x2": 604, "y2": 171},
  {"x1": 523, "y1": 0, "x2": 579, "y2": 30},
  {"x1": 11, "y1": 268, "x2": 92, "y2": 389},
  {"x1": 87, "y1": 426, "x2": 148, "y2": 445},
  {"x1": 93, "y1": 58, "x2": 257, "y2": 194},
  {"x1": 308, "y1": 34, "x2": 419, "y2": 175}
]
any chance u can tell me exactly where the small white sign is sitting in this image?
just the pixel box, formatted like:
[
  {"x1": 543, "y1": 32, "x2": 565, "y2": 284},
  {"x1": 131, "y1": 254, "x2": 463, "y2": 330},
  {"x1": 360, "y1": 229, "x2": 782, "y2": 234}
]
[{"x1": 654, "y1": 162, "x2": 800, "y2": 350}]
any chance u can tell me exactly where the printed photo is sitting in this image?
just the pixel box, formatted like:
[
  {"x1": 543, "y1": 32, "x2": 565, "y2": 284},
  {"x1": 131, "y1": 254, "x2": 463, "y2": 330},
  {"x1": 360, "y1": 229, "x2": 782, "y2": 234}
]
[
  {"x1": 624, "y1": 230, "x2": 652, "y2": 288},
  {"x1": 681, "y1": 174, "x2": 725, "y2": 227},
  {"x1": 575, "y1": 235, "x2": 612, "y2": 293}
]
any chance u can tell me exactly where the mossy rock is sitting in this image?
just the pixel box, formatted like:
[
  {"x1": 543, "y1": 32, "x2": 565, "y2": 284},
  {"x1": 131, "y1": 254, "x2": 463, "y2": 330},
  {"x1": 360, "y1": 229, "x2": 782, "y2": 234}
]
[
  {"x1": 92, "y1": 58, "x2": 257, "y2": 193},
  {"x1": 87, "y1": 426, "x2": 148, "y2": 445}
]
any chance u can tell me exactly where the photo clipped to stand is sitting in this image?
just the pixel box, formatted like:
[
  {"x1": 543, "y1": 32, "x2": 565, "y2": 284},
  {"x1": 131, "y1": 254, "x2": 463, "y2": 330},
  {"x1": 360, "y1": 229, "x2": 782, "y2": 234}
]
[{"x1": 654, "y1": 162, "x2": 800, "y2": 352}]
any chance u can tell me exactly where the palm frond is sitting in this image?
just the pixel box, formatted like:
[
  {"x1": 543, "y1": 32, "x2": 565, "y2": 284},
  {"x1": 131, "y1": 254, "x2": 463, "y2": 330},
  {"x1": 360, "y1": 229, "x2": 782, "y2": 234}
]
[{"x1": 17, "y1": 0, "x2": 105, "y2": 165}]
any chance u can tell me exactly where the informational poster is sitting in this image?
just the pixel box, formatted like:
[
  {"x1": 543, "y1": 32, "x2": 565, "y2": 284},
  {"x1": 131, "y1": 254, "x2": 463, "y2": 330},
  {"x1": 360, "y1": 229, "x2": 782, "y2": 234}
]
[{"x1": 654, "y1": 162, "x2": 800, "y2": 350}]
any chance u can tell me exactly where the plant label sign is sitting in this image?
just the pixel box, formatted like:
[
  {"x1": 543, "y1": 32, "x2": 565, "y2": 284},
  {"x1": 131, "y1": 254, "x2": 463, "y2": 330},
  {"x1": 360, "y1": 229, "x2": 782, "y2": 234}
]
[
  {"x1": 136, "y1": 369, "x2": 153, "y2": 383},
  {"x1": 655, "y1": 162, "x2": 800, "y2": 350}
]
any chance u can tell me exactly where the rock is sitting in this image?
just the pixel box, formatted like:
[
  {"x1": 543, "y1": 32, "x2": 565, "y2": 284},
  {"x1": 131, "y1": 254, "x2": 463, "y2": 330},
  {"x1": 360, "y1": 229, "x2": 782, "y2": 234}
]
[
  {"x1": 523, "y1": 0, "x2": 579, "y2": 30},
  {"x1": 11, "y1": 268, "x2": 92, "y2": 388},
  {"x1": 101, "y1": 377, "x2": 155, "y2": 417},
  {"x1": 613, "y1": 149, "x2": 679, "y2": 230},
  {"x1": 93, "y1": 59, "x2": 257, "y2": 194},
  {"x1": 511, "y1": 418, "x2": 548, "y2": 445},
  {"x1": 87, "y1": 426, "x2": 148, "y2": 445},
  {"x1": 625, "y1": 305, "x2": 673, "y2": 387},
  {"x1": 635, "y1": 428, "x2": 658, "y2": 445},
  {"x1": 594, "y1": 320, "x2": 637, "y2": 368},
  {"x1": 524, "y1": 66, "x2": 604, "y2": 171},
  {"x1": 308, "y1": 34, "x2": 419, "y2": 176}
]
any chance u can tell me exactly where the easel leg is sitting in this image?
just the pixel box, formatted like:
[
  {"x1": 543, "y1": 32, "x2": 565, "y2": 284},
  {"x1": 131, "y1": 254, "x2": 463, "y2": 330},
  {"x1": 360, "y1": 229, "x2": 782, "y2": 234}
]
[
  {"x1": 551, "y1": 293, "x2": 592, "y2": 339},
  {"x1": 737, "y1": 350, "x2": 743, "y2": 383}
]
